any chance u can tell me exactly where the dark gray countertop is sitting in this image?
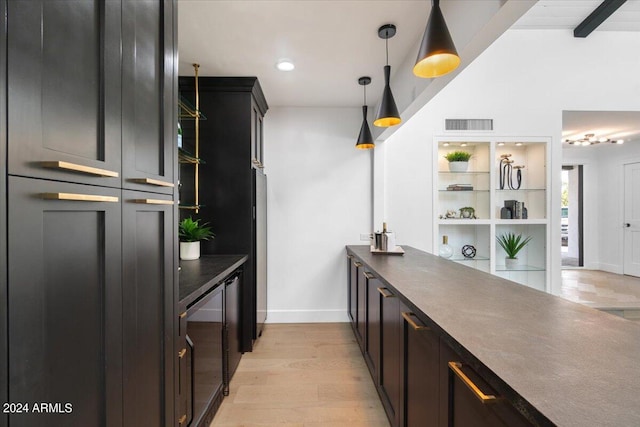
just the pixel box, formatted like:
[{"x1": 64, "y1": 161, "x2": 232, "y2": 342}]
[
  {"x1": 346, "y1": 245, "x2": 640, "y2": 427},
  {"x1": 179, "y1": 254, "x2": 247, "y2": 307}
]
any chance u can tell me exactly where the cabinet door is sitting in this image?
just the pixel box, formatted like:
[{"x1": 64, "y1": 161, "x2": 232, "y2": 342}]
[
  {"x1": 225, "y1": 274, "x2": 242, "y2": 385},
  {"x1": 356, "y1": 269, "x2": 368, "y2": 353},
  {"x1": 122, "y1": 190, "x2": 174, "y2": 427},
  {"x1": 365, "y1": 273, "x2": 381, "y2": 381},
  {"x1": 379, "y1": 286, "x2": 401, "y2": 427},
  {"x1": 401, "y1": 307, "x2": 439, "y2": 427},
  {"x1": 7, "y1": 0, "x2": 122, "y2": 187},
  {"x1": 177, "y1": 308, "x2": 189, "y2": 427},
  {"x1": 122, "y1": 0, "x2": 175, "y2": 194},
  {"x1": 8, "y1": 176, "x2": 122, "y2": 427},
  {"x1": 443, "y1": 343, "x2": 532, "y2": 427},
  {"x1": 347, "y1": 257, "x2": 360, "y2": 328}
]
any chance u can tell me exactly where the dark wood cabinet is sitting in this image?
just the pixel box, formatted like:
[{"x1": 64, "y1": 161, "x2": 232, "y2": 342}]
[
  {"x1": 379, "y1": 285, "x2": 402, "y2": 427},
  {"x1": 347, "y1": 250, "x2": 538, "y2": 427},
  {"x1": 7, "y1": 177, "x2": 123, "y2": 427},
  {"x1": 178, "y1": 77, "x2": 268, "y2": 352},
  {"x1": 7, "y1": 0, "x2": 122, "y2": 188},
  {"x1": 444, "y1": 349, "x2": 532, "y2": 427},
  {"x1": 365, "y1": 272, "x2": 381, "y2": 381},
  {"x1": 122, "y1": 0, "x2": 175, "y2": 194},
  {"x1": 122, "y1": 191, "x2": 175, "y2": 427},
  {"x1": 225, "y1": 273, "x2": 242, "y2": 384},
  {"x1": 3, "y1": 1, "x2": 177, "y2": 426},
  {"x1": 401, "y1": 306, "x2": 440, "y2": 427},
  {"x1": 347, "y1": 256, "x2": 358, "y2": 327}
]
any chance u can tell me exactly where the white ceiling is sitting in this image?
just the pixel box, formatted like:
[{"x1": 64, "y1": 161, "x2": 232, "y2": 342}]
[
  {"x1": 563, "y1": 111, "x2": 640, "y2": 147},
  {"x1": 513, "y1": 0, "x2": 640, "y2": 31},
  {"x1": 178, "y1": 0, "x2": 640, "y2": 139}
]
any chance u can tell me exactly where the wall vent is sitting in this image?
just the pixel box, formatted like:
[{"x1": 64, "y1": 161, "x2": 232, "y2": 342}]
[{"x1": 445, "y1": 119, "x2": 493, "y2": 131}]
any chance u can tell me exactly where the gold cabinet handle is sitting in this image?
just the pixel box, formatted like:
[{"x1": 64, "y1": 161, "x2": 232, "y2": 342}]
[
  {"x1": 347, "y1": 254, "x2": 354, "y2": 259},
  {"x1": 131, "y1": 199, "x2": 174, "y2": 205},
  {"x1": 130, "y1": 177, "x2": 175, "y2": 188},
  {"x1": 353, "y1": 261, "x2": 363, "y2": 268},
  {"x1": 401, "y1": 312, "x2": 429, "y2": 331},
  {"x1": 179, "y1": 312, "x2": 187, "y2": 319},
  {"x1": 363, "y1": 271, "x2": 375, "y2": 280},
  {"x1": 178, "y1": 414, "x2": 187, "y2": 424},
  {"x1": 377, "y1": 287, "x2": 395, "y2": 298},
  {"x1": 41, "y1": 161, "x2": 119, "y2": 178},
  {"x1": 178, "y1": 348, "x2": 187, "y2": 359},
  {"x1": 448, "y1": 362, "x2": 501, "y2": 404},
  {"x1": 41, "y1": 193, "x2": 119, "y2": 203}
]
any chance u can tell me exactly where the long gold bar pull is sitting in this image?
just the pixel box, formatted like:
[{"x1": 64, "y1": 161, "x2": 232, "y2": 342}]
[
  {"x1": 377, "y1": 287, "x2": 395, "y2": 298},
  {"x1": 130, "y1": 178, "x2": 175, "y2": 188},
  {"x1": 401, "y1": 312, "x2": 429, "y2": 331},
  {"x1": 41, "y1": 193, "x2": 119, "y2": 203},
  {"x1": 41, "y1": 161, "x2": 119, "y2": 178},
  {"x1": 178, "y1": 348, "x2": 187, "y2": 359},
  {"x1": 448, "y1": 362, "x2": 501, "y2": 404},
  {"x1": 132, "y1": 199, "x2": 175, "y2": 205},
  {"x1": 354, "y1": 261, "x2": 363, "y2": 268},
  {"x1": 363, "y1": 272, "x2": 375, "y2": 280},
  {"x1": 178, "y1": 414, "x2": 187, "y2": 425}
]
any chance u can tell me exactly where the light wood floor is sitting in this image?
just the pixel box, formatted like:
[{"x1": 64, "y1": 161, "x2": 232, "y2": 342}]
[
  {"x1": 210, "y1": 323, "x2": 390, "y2": 427},
  {"x1": 561, "y1": 269, "x2": 640, "y2": 320}
]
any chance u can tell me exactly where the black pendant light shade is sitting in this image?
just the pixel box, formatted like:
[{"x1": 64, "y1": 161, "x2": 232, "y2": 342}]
[
  {"x1": 356, "y1": 76, "x2": 374, "y2": 150},
  {"x1": 374, "y1": 25, "x2": 401, "y2": 128},
  {"x1": 356, "y1": 106, "x2": 374, "y2": 150},
  {"x1": 413, "y1": 0, "x2": 460, "y2": 78}
]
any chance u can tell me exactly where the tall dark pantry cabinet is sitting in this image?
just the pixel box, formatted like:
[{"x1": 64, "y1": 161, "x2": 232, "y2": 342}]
[
  {"x1": 179, "y1": 77, "x2": 268, "y2": 352},
  {"x1": 0, "y1": 1, "x2": 178, "y2": 426}
]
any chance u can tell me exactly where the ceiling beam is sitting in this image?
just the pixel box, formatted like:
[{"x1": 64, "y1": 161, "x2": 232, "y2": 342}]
[{"x1": 574, "y1": 0, "x2": 627, "y2": 38}]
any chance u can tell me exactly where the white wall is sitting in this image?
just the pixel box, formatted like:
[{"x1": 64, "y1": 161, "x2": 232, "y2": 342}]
[
  {"x1": 564, "y1": 142, "x2": 640, "y2": 273},
  {"x1": 264, "y1": 107, "x2": 372, "y2": 322},
  {"x1": 382, "y1": 29, "x2": 640, "y2": 295}
]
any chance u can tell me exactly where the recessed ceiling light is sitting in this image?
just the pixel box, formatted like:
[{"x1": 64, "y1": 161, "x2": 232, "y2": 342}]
[
  {"x1": 460, "y1": 143, "x2": 467, "y2": 147},
  {"x1": 497, "y1": 142, "x2": 505, "y2": 146},
  {"x1": 515, "y1": 142, "x2": 523, "y2": 146},
  {"x1": 276, "y1": 59, "x2": 295, "y2": 71},
  {"x1": 617, "y1": 139, "x2": 625, "y2": 144}
]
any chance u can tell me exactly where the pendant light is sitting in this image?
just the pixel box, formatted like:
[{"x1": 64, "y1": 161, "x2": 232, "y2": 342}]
[
  {"x1": 374, "y1": 24, "x2": 401, "y2": 128},
  {"x1": 356, "y1": 76, "x2": 374, "y2": 150},
  {"x1": 413, "y1": 0, "x2": 460, "y2": 78}
]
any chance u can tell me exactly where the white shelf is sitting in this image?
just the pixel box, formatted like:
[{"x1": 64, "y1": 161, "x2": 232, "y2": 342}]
[{"x1": 434, "y1": 138, "x2": 550, "y2": 292}]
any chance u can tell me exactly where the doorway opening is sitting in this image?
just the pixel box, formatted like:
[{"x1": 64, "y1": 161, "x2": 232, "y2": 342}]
[{"x1": 562, "y1": 165, "x2": 583, "y2": 267}]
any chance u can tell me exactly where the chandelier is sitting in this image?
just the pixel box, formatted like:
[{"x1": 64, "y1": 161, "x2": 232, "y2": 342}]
[{"x1": 564, "y1": 133, "x2": 624, "y2": 146}]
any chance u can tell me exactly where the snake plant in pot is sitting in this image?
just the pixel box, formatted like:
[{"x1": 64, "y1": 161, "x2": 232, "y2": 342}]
[
  {"x1": 179, "y1": 217, "x2": 214, "y2": 260},
  {"x1": 496, "y1": 232, "x2": 532, "y2": 269}
]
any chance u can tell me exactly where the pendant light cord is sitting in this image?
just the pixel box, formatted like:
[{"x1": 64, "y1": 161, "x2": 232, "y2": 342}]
[
  {"x1": 385, "y1": 35, "x2": 389, "y2": 66},
  {"x1": 363, "y1": 84, "x2": 367, "y2": 105}
]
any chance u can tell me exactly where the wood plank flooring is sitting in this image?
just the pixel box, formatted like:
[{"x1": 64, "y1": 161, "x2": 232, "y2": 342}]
[{"x1": 210, "y1": 323, "x2": 390, "y2": 427}]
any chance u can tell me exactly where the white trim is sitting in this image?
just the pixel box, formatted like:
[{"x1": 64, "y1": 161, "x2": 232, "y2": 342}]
[
  {"x1": 265, "y1": 309, "x2": 349, "y2": 324},
  {"x1": 597, "y1": 262, "x2": 623, "y2": 275}
]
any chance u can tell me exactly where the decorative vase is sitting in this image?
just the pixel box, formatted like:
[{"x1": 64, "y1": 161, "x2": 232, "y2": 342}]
[
  {"x1": 505, "y1": 257, "x2": 518, "y2": 270},
  {"x1": 448, "y1": 161, "x2": 469, "y2": 173},
  {"x1": 180, "y1": 241, "x2": 200, "y2": 260},
  {"x1": 439, "y1": 235, "x2": 453, "y2": 259}
]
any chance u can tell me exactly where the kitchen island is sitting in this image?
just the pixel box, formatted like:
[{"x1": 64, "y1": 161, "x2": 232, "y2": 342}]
[{"x1": 346, "y1": 245, "x2": 640, "y2": 427}]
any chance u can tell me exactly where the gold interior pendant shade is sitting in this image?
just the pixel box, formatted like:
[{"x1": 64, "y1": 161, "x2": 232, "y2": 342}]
[{"x1": 413, "y1": 0, "x2": 460, "y2": 78}]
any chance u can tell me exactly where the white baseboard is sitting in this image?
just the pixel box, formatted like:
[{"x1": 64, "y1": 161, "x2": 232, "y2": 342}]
[
  {"x1": 265, "y1": 309, "x2": 349, "y2": 323},
  {"x1": 597, "y1": 262, "x2": 623, "y2": 274}
]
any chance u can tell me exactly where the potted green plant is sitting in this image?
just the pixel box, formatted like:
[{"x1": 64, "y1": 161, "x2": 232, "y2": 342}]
[
  {"x1": 179, "y1": 217, "x2": 214, "y2": 260},
  {"x1": 496, "y1": 232, "x2": 532, "y2": 269},
  {"x1": 459, "y1": 206, "x2": 476, "y2": 219},
  {"x1": 444, "y1": 151, "x2": 472, "y2": 172}
]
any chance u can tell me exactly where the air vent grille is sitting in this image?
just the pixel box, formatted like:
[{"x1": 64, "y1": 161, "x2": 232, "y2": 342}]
[{"x1": 445, "y1": 119, "x2": 493, "y2": 131}]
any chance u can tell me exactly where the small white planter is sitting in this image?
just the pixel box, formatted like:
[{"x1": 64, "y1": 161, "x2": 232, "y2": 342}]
[
  {"x1": 505, "y1": 257, "x2": 518, "y2": 270},
  {"x1": 180, "y1": 241, "x2": 200, "y2": 260},
  {"x1": 448, "y1": 161, "x2": 469, "y2": 172}
]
